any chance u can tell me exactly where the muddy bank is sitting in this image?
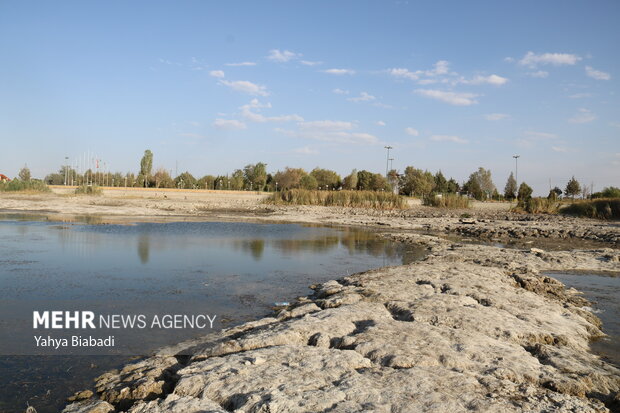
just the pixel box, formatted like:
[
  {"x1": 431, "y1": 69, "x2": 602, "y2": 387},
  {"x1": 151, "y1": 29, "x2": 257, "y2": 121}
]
[{"x1": 63, "y1": 234, "x2": 620, "y2": 413}]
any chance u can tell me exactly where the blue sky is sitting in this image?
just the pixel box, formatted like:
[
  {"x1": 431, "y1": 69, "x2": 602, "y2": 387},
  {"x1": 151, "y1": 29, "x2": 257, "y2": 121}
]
[{"x1": 1, "y1": 0, "x2": 618, "y2": 194}]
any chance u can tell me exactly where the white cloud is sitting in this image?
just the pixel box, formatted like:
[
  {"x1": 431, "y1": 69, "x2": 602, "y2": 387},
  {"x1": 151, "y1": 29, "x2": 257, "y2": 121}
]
[
  {"x1": 568, "y1": 108, "x2": 596, "y2": 124},
  {"x1": 518, "y1": 51, "x2": 581, "y2": 67},
  {"x1": 332, "y1": 88, "x2": 349, "y2": 95},
  {"x1": 209, "y1": 70, "x2": 225, "y2": 78},
  {"x1": 405, "y1": 127, "x2": 419, "y2": 136},
  {"x1": 225, "y1": 62, "x2": 256, "y2": 66},
  {"x1": 293, "y1": 146, "x2": 319, "y2": 155},
  {"x1": 213, "y1": 119, "x2": 246, "y2": 130},
  {"x1": 300, "y1": 60, "x2": 322, "y2": 66},
  {"x1": 484, "y1": 113, "x2": 509, "y2": 121},
  {"x1": 323, "y1": 68, "x2": 355, "y2": 75},
  {"x1": 527, "y1": 70, "x2": 549, "y2": 78},
  {"x1": 430, "y1": 135, "x2": 468, "y2": 144},
  {"x1": 276, "y1": 120, "x2": 378, "y2": 144},
  {"x1": 267, "y1": 49, "x2": 300, "y2": 62},
  {"x1": 387, "y1": 68, "x2": 419, "y2": 80},
  {"x1": 376, "y1": 121, "x2": 386, "y2": 126},
  {"x1": 347, "y1": 92, "x2": 375, "y2": 102},
  {"x1": 426, "y1": 60, "x2": 450, "y2": 76},
  {"x1": 219, "y1": 79, "x2": 269, "y2": 96},
  {"x1": 467, "y1": 74, "x2": 508, "y2": 85},
  {"x1": 568, "y1": 93, "x2": 593, "y2": 99},
  {"x1": 524, "y1": 131, "x2": 558, "y2": 139},
  {"x1": 415, "y1": 89, "x2": 478, "y2": 106},
  {"x1": 585, "y1": 66, "x2": 611, "y2": 80},
  {"x1": 551, "y1": 146, "x2": 568, "y2": 152},
  {"x1": 239, "y1": 99, "x2": 303, "y2": 123}
]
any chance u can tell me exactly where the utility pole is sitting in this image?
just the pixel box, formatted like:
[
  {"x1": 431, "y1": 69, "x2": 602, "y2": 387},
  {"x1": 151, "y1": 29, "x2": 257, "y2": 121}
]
[
  {"x1": 384, "y1": 146, "x2": 393, "y2": 178},
  {"x1": 64, "y1": 157, "x2": 69, "y2": 185},
  {"x1": 513, "y1": 155, "x2": 520, "y2": 185}
]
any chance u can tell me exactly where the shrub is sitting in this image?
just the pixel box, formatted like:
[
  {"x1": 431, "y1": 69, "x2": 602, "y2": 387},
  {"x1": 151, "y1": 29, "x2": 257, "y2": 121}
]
[
  {"x1": 513, "y1": 197, "x2": 560, "y2": 214},
  {"x1": 267, "y1": 189, "x2": 406, "y2": 209},
  {"x1": 75, "y1": 185, "x2": 103, "y2": 195},
  {"x1": 0, "y1": 179, "x2": 50, "y2": 192},
  {"x1": 561, "y1": 199, "x2": 620, "y2": 219},
  {"x1": 423, "y1": 194, "x2": 470, "y2": 209}
]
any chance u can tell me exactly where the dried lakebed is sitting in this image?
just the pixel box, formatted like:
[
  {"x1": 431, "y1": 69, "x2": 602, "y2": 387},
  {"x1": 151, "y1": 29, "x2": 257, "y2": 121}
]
[{"x1": 65, "y1": 233, "x2": 620, "y2": 413}]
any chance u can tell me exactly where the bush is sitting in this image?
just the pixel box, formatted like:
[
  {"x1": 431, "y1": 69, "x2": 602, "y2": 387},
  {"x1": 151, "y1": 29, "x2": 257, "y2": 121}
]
[
  {"x1": 592, "y1": 187, "x2": 620, "y2": 199},
  {"x1": 0, "y1": 178, "x2": 50, "y2": 192},
  {"x1": 423, "y1": 194, "x2": 470, "y2": 209},
  {"x1": 75, "y1": 185, "x2": 103, "y2": 195},
  {"x1": 512, "y1": 197, "x2": 560, "y2": 214},
  {"x1": 561, "y1": 199, "x2": 620, "y2": 219},
  {"x1": 267, "y1": 189, "x2": 406, "y2": 209}
]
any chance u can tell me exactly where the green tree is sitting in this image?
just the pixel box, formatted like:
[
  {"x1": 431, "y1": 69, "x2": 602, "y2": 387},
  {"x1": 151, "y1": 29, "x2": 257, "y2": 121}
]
[
  {"x1": 18, "y1": 166, "x2": 31, "y2": 181},
  {"x1": 564, "y1": 176, "x2": 581, "y2": 199},
  {"x1": 434, "y1": 171, "x2": 448, "y2": 193},
  {"x1": 174, "y1": 171, "x2": 197, "y2": 189},
  {"x1": 399, "y1": 167, "x2": 435, "y2": 196},
  {"x1": 517, "y1": 182, "x2": 533, "y2": 201},
  {"x1": 300, "y1": 174, "x2": 318, "y2": 190},
  {"x1": 446, "y1": 178, "x2": 460, "y2": 194},
  {"x1": 274, "y1": 167, "x2": 307, "y2": 190},
  {"x1": 464, "y1": 167, "x2": 495, "y2": 200},
  {"x1": 504, "y1": 172, "x2": 517, "y2": 200},
  {"x1": 548, "y1": 187, "x2": 562, "y2": 200},
  {"x1": 153, "y1": 168, "x2": 174, "y2": 188},
  {"x1": 230, "y1": 170, "x2": 245, "y2": 190},
  {"x1": 139, "y1": 150, "x2": 153, "y2": 187},
  {"x1": 356, "y1": 170, "x2": 374, "y2": 190},
  {"x1": 197, "y1": 175, "x2": 217, "y2": 190},
  {"x1": 310, "y1": 168, "x2": 341, "y2": 189},
  {"x1": 342, "y1": 169, "x2": 358, "y2": 190},
  {"x1": 243, "y1": 162, "x2": 267, "y2": 191}
]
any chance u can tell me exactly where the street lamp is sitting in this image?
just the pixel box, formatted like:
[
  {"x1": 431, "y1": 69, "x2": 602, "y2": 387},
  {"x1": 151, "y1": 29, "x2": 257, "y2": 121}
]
[
  {"x1": 384, "y1": 146, "x2": 393, "y2": 178},
  {"x1": 513, "y1": 155, "x2": 520, "y2": 185},
  {"x1": 64, "y1": 157, "x2": 69, "y2": 186}
]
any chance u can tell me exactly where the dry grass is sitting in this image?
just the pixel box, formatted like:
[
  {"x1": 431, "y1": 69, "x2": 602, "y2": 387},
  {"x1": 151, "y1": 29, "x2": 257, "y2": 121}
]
[
  {"x1": 423, "y1": 194, "x2": 470, "y2": 209},
  {"x1": 267, "y1": 189, "x2": 406, "y2": 209},
  {"x1": 560, "y1": 199, "x2": 620, "y2": 219}
]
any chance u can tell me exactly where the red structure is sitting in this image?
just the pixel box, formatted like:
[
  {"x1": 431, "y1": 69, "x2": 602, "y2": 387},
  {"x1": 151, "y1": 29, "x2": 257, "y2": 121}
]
[{"x1": 0, "y1": 174, "x2": 11, "y2": 182}]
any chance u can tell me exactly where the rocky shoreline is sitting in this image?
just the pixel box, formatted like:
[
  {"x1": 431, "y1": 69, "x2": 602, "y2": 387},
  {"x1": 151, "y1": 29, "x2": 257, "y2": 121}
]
[{"x1": 63, "y1": 232, "x2": 620, "y2": 413}]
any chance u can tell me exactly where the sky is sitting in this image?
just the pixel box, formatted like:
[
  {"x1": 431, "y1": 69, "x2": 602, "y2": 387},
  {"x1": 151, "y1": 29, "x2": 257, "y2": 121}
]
[{"x1": 1, "y1": 0, "x2": 619, "y2": 195}]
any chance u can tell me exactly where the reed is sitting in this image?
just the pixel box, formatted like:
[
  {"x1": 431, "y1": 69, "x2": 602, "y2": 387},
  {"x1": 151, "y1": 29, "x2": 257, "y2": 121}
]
[
  {"x1": 422, "y1": 194, "x2": 470, "y2": 209},
  {"x1": 512, "y1": 197, "x2": 560, "y2": 214},
  {"x1": 0, "y1": 179, "x2": 50, "y2": 192},
  {"x1": 75, "y1": 185, "x2": 103, "y2": 195},
  {"x1": 267, "y1": 189, "x2": 406, "y2": 209},
  {"x1": 560, "y1": 199, "x2": 620, "y2": 219}
]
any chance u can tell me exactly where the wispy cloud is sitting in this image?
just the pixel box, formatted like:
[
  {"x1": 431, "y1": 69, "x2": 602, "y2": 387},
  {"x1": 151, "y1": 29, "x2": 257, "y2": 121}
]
[
  {"x1": 219, "y1": 79, "x2": 269, "y2": 96},
  {"x1": 415, "y1": 89, "x2": 478, "y2": 106},
  {"x1": 430, "y1": 135, "x2": 468, "y2": 144},
  {"x1": 239, "y1": 99, "x2": 303, "y2": 123},
  {"x1": 405, "y1": 127, "x2": 419, "y2": 136},
  {"x1": 568, "y1": 108, "x2": 596, "y2": 124},
  {"x1": 225, "y1": 62, "x2": 257, "y2": 67},
  {"x1": 300, "y1": 60, "x2": 322, "y2": 66},
  {"x1": 387, "y1": 67, "x2": 419, "y2": 80},
  {"x1": 518, "y1": 51, "x2": 581, "y2": 67},
  {"x1": 267, "y1": 49, "x2": 300, "y2": 63},
  {"x1": 568, "y1": 93, "x2": 593, "y2": 99},
  {"x1": 209, "y1": 70, "x2": 225, "y2": 78},
  {"x1": 466, "y1": 74, "x2": 508, "y2": 85},
  {"x1": 293, "y1": 146, "x2": 319, "y2": 155},
  {"x1": 213, "y1": 119, "x2": 246, "y2": 130},
  {"x1": 347, "y1": 92, "x2": 375, "y2": 102},
  {"x1": 332, "y1": 88, "x2": 349, "y2": 95},
  {"x1": 527, "y1": 70, "x2": 549, "y2": 78},
  {"x1": 376, "y1": 121, "x2": 386, "y2": 126},
  {"x1": 276, "y1": 120, "x2": 377, "y2": 144},
  {"x1": 585, "y1": 66, "x2": 611, "y2": 80},
  {"x1": 551, "y1": 146, "x2": 569, "y2": 152},
  {"x1": 524, "y1": 131, "x2": 558, "y2": 139},
  {"x1": 323, "y1": 68, "x2": 355, "y2": 75},
  {"x1": 484, "y1": 113, "x2": 509, "y2": 121}
]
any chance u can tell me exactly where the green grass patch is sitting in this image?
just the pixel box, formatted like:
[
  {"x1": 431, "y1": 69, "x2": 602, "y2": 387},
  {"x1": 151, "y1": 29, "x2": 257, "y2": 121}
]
[
  {"x1": 267, "y1": 189, "x2": 406, "y2": 209},
  {"x1": 0, "y1": 179, "x2": 50, "y2": 192},
  {"x1": 422, "y1": 194, "x2": 470, "y2": 209},
  {"x1": 560, "y1": 199, "x2": 620, "y2": 219},
  {"x1": 75, "y1": 185, "x2": 103, "y2": 195}
]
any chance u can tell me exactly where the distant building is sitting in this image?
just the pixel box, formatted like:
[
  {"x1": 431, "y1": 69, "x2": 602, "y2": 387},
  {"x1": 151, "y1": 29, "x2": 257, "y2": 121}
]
[{"x1": 0, "y1": 174, "x2": 10, "y2": 182}]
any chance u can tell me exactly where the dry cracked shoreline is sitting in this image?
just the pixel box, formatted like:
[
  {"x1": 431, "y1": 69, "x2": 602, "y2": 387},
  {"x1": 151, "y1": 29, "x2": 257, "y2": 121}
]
[
  {"x1": 62, "y1": 234, "x2": 620, "y2": 413},
  {"x1": 2, "y1": 191, "x2": 619, "y2": 412}
]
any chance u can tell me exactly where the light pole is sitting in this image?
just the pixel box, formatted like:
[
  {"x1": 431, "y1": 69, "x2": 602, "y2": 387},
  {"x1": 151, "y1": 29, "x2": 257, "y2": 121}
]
[
  {"x1": 384, "y1": 146, "x2": 393, "y2": 178},
  {"x1": 513, "y1": 155, "x2": 520, "y2": 185}
]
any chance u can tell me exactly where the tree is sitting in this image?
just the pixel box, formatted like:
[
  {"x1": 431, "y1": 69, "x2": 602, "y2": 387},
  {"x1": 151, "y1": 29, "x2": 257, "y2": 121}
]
[
  {"x1": 342, "y1": 169, "x2": 358, "y2": 190},
  {"x1": 153, "y1": 168, "x2": 173, "y2": 188},
  {"x1": 230, "y1": 170, "x2": 245, "y2": 190},
  {"x1": 517, "y1": 182, "x2": 533, "y2": 201},
  {"x1": 243, "y1": 162, "x2": 267, "y2": 191},
  {"x1": 273, "y1": 167, "x2": 306, "y2": 190},
  {"x1": 434, "y1": 171, "x2": 448, "y2": 193},
  {"x1": 592, "y1": 186, "x2": 620, "y2": 199},
  {"x1": 18, "y1": 166, "x2": 31, "y2": 181},
  {"x1": 464, "y1": 167, "x2": 495, "y2": 200},
  {"x1": 564, "y1": 176, "x2": 581, "y2": 199},
  {"x1": 310, "y1": 168, "x2": 341, "y2": 189},
  {"x1": 174, "y1": 171, "x2": 196, "y2": 189},
  {"x1": 446, "y1": 178, "x2": 460, "y2": 194},
  {"x1": 197, "y1": 175, "x2": 217, "y2": 190},
  {"x1": 398, "y1": 167, "x2": 434, "y2": 196},
  {"x1": 504, "y1": 172, "x2": 517, "y2": 200},
  {"x1": 300, "y1": 174, "x2": 318, "y2": 190},
  {"x1": 548, "y1": 187, "x2": 562, "y2": 200},
  {"x1": 139, "y1": 150, "x2": 153, "y2": 187}
]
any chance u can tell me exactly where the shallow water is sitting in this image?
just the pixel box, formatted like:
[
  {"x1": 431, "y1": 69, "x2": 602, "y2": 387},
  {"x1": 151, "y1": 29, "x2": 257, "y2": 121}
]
[
  {"x1": 550, "y1": 272, "x2": 620, "y2": 368},
  {"x1": 0, "y1": 217, "x2": 424, "y2": 413}
]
